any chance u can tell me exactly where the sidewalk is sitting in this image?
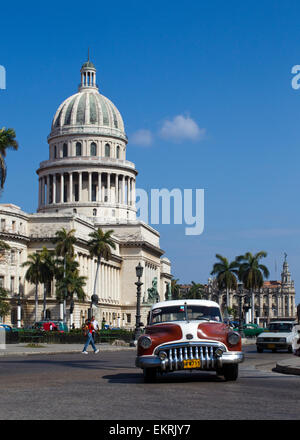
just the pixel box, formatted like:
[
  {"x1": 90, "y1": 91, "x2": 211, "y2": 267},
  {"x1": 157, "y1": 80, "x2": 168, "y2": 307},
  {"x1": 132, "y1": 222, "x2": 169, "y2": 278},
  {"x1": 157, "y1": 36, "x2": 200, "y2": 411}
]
[
  {"x1": 275, "y1": 357, "x2": 300, "y2": 376},
  {"x1": 0, "y1": 337, "x2": 254, "y2": 357},
  {"x1": 0, "y1": 342, "x2": 136, "y2": 357}
]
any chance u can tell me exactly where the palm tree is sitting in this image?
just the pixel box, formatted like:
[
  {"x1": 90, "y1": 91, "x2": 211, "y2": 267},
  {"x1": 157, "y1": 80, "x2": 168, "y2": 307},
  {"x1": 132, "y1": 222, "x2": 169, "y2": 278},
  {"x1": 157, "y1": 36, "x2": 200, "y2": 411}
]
[
  {"x1": 210, "y1": 254, "x2": 239, "y2": 312},
  {"x1": 40, "y1": 247, "x2": 56, "y2": 320},
  {"x1": 87, "y1": 228, "x2": 116, "y2": 303},
  {"x1": 55, "y1": 256, "x2": 86, "y2": 328},
  {"x1": 171, "y1": 278, "x2": 180, "y2": 300},
  {"x1": 236, "y1": 251, "x2": 270, "y2": 323},
  {"x1": 0, "y1": 127, "x2": 19, "y2": 189},
  {"x1": 53, "y1": 228, "x2": 77, "y2": 322},
  {"x1": 0, "y1": 287, "x2": 10, "y2": 320},
  {"x1": 188, "y1": 281, "x2": 204, "y2": 299},
  {"x1": 22, "y1": 252, "x2": 49, "y2": 323}
]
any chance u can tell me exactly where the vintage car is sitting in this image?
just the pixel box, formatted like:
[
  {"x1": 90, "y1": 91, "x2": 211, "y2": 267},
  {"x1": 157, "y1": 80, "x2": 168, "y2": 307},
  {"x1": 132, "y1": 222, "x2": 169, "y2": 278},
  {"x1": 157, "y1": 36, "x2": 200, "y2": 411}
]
[
  {"x1": 233, "y1": 323, "x2": 266, "y2": 338},
  {"x1": 256, "y1": 321, "x2": 296, "y2": 353},
  {"x1": 135, "y1": 299, "x2": 244, "y2": 382}
]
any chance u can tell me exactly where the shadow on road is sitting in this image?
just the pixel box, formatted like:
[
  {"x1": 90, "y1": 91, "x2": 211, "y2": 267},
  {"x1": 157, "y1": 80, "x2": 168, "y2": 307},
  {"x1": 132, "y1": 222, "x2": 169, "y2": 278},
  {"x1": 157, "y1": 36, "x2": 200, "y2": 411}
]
[
  {"x1": 103, "y1": 371, "x2": 224, "y2": 384},
  {"x1": 0, "y1": 358, "x2": 130, "y2": 371}
]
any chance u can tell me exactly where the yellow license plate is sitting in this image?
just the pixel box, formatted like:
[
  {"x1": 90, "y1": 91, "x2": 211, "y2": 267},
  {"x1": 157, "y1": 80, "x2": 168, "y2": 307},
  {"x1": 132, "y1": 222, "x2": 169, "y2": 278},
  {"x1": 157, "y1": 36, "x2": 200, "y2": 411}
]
[
  {"x1": 268, "y1": 344, "x2": 275, "y2": 349},
  {"x1": 183, "y1": 359, "x2": 201, "y2": 369}
]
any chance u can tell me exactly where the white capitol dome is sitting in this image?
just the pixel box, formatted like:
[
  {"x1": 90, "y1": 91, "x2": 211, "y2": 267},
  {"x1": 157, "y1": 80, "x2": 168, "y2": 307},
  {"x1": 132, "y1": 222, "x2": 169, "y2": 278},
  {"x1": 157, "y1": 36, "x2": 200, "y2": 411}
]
[
  {"x1": 37, "y1": 59, "x2": 137, "y2": 222},
  {"x1": 49, "y1": 60, "x2": 126, "y2": 142}
]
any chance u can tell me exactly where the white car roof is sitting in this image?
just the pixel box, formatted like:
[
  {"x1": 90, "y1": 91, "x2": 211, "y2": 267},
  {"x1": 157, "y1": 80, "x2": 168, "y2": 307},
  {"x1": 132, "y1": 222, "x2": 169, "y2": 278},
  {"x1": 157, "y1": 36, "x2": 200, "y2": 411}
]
[
  {"x1": 269, "y1": 321, "x2": 295, "y2": 324},
  {"x1": 152, "y1": 299, "x2": 220, "y2": 310}
]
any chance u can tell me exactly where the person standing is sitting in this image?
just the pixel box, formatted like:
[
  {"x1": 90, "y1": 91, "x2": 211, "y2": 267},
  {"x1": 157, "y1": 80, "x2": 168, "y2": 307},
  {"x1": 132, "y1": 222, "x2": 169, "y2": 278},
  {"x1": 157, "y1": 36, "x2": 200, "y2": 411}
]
[{"x1": 82, "y1": 319, "x2": 99, "y2": 354}]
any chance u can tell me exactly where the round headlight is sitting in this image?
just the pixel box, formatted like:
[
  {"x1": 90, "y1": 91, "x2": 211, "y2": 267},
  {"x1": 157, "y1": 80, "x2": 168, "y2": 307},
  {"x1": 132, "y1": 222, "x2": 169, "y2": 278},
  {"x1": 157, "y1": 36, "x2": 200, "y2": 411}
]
[
  {"x1": 159, "y1": 351, "x2": 167, "y2": 360},
  {"x1": 215, "y1": 347, "x2": 225, "y2": 357},
  {"x1": 227, "y1": 332, "x2": 241, "y2": 346},
  {"x1": 139, "y1": 336, "x2": 152, "y2": 349}
]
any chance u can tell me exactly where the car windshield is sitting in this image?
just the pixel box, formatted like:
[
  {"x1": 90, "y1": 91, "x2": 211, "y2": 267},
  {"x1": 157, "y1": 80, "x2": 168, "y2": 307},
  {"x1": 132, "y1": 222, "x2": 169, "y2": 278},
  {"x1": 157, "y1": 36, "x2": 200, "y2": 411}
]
[
  {"x1": 268, "y1": 323, "x2": 293, "y2": 333},
  {"x1": 151, "y1": 305, "x2": 222, "y2": 324}
]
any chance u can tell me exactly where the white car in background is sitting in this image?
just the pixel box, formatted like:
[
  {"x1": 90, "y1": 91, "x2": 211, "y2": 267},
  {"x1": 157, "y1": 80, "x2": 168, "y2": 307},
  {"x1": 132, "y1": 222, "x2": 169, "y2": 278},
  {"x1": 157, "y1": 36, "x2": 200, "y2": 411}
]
[
  {"x1": 256, "y1": 321, "x2": 295, "y2": 353},
  {"x1": 291, "y1": 324, "x2": 300, "y2": 356}
]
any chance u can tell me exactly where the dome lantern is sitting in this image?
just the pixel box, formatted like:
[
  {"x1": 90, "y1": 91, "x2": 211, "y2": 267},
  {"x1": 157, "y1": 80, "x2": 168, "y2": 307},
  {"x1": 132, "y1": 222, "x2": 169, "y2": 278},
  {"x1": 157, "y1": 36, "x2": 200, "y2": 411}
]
[{"x1": 79, "y1": 52, "x2": 97, "y2": 91}]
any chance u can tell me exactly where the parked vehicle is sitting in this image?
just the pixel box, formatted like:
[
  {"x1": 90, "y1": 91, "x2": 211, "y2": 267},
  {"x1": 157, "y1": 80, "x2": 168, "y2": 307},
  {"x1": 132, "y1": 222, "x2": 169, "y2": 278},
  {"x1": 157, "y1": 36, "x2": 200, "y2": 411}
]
[
  {"x1": 135, "y1": 299, "x2": 244, "y2": 382},
  {"x1": 0, "y1": 324, "x2": 13, "y2": 332},
  {"x1": 256, "y1": 321, "x2": 296, "y2": 353},
  {"x1": 234, "y1": 323, "x2": 266, "y2": 338},
  {"x1": 291, "y1": 324, "x2": 300, "y2": 356},
  {"x1": 34, "y1": 320, "x2": 68, "y2": 333}
]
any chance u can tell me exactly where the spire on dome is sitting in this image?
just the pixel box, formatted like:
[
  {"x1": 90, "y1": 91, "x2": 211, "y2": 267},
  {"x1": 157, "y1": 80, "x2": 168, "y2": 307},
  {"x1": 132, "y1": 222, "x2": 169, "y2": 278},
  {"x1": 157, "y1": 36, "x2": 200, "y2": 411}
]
[{"x1": 79, "y1": 52, "x2": 97, "y2": 91}]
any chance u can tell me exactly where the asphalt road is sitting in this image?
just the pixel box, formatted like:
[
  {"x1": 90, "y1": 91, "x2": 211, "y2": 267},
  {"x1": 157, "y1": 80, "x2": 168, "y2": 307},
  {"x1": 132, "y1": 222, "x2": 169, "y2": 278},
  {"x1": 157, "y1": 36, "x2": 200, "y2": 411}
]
[{"x1": 0, "y1": 345, "x2": 299, "y2": 420}]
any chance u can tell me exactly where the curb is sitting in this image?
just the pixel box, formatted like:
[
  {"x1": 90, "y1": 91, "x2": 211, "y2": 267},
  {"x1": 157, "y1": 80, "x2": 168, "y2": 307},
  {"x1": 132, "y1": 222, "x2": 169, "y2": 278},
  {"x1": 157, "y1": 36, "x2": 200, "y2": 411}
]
[
  {"x1": 274, "y1": 362, "x2": 300, "y2": 376},
  {"x1": 0, "y1": 345, "x2": 136, "y2": 357}
]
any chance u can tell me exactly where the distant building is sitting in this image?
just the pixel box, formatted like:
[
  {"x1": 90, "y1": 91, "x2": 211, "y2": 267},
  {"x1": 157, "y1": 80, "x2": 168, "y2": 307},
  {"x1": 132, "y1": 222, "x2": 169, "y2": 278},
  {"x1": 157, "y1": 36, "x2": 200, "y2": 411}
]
[{"x1": 178, "y1": 256, "x2": 296, "y2": 325}]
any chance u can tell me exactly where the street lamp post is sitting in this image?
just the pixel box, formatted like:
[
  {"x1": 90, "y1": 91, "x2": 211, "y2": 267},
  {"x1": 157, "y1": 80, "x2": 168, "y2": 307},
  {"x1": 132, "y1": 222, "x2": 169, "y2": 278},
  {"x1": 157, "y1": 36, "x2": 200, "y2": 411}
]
[
  {"x1": 17, "y1": 291, "x2": 21, "y2": 329},
  {"x1": 238, "y1": 283, "x2": 244, "y2": 336},
  {"x1": 131, "y1": 262, "x2": 144, "y2": 346}
]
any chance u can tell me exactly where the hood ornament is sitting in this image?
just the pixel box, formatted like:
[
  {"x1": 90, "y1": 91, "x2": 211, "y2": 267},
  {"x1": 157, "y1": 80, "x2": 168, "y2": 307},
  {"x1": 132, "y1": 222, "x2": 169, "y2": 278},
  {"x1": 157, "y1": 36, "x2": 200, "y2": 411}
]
[{"x1": 186, "y1": 334, "x2": 193, "y2": 340}]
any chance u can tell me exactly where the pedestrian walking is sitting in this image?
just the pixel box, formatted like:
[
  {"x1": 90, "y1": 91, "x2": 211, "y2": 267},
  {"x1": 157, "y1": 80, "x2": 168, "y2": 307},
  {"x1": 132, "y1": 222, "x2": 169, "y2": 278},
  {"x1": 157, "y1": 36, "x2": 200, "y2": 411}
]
[
  {"x1": 91, "y1": 315, "x2": 99, "y2": 341},
  {"x1": 82, "y1": 319, "x2": 99, "y2": 354}
]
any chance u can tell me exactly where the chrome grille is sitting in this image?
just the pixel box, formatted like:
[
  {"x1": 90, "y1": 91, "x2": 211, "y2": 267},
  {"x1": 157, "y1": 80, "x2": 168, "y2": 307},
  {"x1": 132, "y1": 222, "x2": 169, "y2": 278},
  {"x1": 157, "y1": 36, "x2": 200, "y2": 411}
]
[
  {"x1": 155, "y1": 342, "x2": 225, "y2": 371},
  {"x1": 260, "y1": 337, "x2": 285, "y2": 342}
]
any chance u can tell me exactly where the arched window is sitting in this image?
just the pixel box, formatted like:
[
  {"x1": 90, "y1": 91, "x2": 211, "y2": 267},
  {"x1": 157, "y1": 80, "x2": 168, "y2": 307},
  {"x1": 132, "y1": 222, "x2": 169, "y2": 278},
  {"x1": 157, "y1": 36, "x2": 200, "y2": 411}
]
[
  {"x1": 54, "y1": 145, "x2": 57, "y2": 159},
  {"x1": 90, "y1": 142, "x2": 97, "y2": 156},
  {"x1": 76, "y1": 142, "x2": 82, "y2": 156},
  {"x1": 93, "y1": 208, "x2": 97, "y2": 216},
  {"x1": 73, "y1": 208, "x2": 77, "y2": 214},
  {"x1": 63, "y1": 143, "x2": 68, "y2": 157},
  {"x1": 116, "y1": 145, "x2": 120, "y2": 159},
  {"x1": 105, "y1": 143, "x2": 110, "y2": 157}
]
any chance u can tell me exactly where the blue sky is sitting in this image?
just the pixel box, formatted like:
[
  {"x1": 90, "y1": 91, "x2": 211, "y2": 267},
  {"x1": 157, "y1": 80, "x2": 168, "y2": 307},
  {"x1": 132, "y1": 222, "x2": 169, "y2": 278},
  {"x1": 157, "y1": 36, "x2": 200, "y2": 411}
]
[{"x1": 1, "y1": 0, "x2": 300, "y2": 302}]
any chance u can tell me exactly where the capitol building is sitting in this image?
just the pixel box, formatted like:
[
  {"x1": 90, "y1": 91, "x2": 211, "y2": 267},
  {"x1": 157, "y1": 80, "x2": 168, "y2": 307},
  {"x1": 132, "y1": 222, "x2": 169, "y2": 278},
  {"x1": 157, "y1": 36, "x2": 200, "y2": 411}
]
[{"x1": 0, "y1": 60, "x2": 172, "y2": 328}]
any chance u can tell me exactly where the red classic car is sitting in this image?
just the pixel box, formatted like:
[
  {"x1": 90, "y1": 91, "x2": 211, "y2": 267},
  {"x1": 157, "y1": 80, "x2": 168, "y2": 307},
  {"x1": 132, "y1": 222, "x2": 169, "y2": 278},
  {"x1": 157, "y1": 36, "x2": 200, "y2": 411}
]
[{"x1": 136, "y1": 299, "x2": 244, "y2": 382}]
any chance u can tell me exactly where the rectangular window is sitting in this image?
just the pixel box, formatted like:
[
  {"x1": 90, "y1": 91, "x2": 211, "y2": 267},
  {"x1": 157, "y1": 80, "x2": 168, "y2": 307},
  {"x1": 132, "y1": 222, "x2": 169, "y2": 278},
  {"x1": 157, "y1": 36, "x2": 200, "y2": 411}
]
[
  {"x1": 0, "y1": 276, "x2": 4, "y2": 288},
  {"x1": 126, "y1": 314, "x2": 131, "y2": 324},
  {"x1": 11, "y1": 250, "x2": 16, "y2": 264},
  {"x1": 12, "y1": 221, "x2": 16, "y2": 231},
  {"x1": 1, "y1": 219, "x2": 5, "y2": 231},
  {"x1": 10, "y1": 276, "x2": 15, "y2": 293}
]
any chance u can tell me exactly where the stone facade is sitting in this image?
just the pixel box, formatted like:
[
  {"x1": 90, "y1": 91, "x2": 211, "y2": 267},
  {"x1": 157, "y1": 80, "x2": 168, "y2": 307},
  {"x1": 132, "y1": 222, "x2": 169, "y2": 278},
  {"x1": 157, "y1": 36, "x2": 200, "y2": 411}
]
[{"x1": 0, "y1": 60, "x2": 172, "y2": 329}]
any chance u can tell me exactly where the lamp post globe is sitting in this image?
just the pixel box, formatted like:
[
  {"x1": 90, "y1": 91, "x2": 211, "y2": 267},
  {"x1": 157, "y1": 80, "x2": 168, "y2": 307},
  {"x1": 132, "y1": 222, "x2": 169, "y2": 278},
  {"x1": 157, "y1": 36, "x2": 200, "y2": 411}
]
[{"x1": 136, "y1": 262, "x2": 144, "y2": 279}]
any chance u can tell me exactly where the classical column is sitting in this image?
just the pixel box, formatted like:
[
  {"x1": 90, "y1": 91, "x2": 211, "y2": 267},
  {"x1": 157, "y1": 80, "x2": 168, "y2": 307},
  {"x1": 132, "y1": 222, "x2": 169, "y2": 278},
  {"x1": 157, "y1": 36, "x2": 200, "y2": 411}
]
[
  {"x1": 53, "y1": 174, "x2": 56, "y2": 204},
  {"x1": 129, "y1": 178, "x2": 132, "y2": 205},
  {"x1": 132, "y1": 178, "x2": 136, "y2": 207},
  {"x1": 115, "y1": 174, "x2": 119, "y2": 203},
  {"x1": 78, "y1": 172, "x2": 82, "y2": 202},
  {"x1": 98, "y1": 172, "x2": 102, "y2": 202},
  {"x1": 69, "y1": 172, "x2": 73, "y2": 202},
  {"x1": 122, "y1": 175, "x2": 125, "y2": 204},
  {"x1": 107, "y1": 173, "x2": 111, "y2": 203},
  {"x1": 88, "y1": 172, "x2": 92, "y2": 202},
  {"x1": 60, "y1": 173, "x2": 64, "y2": 203},
  {"x1": 46, "y1": 175, "x2": 50, "y2": 205}
]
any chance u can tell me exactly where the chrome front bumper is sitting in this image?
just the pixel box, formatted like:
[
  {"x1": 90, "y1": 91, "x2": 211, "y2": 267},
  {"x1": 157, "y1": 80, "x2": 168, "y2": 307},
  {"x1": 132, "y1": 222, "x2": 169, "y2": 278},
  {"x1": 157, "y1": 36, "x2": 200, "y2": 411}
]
[{"x1": 136, "y1": 342, "x2": 244, "y2": 371}]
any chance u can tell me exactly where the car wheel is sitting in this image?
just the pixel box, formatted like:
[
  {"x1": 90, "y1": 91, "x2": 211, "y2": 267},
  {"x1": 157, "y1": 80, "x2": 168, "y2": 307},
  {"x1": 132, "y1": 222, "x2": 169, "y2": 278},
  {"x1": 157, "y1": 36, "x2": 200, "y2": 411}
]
[
  {"x1": 288, "y1": 346, "x2": 293, "y2": 353},
  {"x1": 257, "y1": 347, "x2": 263, "y2": 353},
  {"x1": 222, "y1": 364, "x2": 239, "y2": 381},
  {"x1": 143, "y1": 368, "x2": 157, "y2": 383}
]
